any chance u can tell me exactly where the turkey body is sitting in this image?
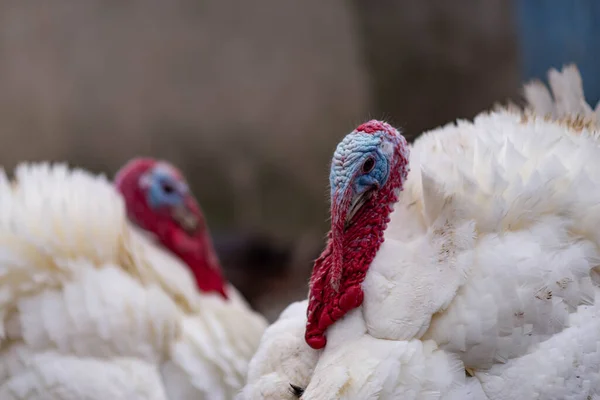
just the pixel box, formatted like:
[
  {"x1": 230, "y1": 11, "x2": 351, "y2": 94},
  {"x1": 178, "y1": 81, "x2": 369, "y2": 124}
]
[
  {"x1": 0, "y1": 163, "x2": 267, "y2": 399},
  {"x1": 240, "y1": 66, "x2": 600, "y2": 399}
]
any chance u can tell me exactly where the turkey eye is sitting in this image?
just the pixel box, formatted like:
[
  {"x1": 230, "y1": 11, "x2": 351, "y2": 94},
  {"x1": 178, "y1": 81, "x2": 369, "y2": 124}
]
[
  {"x1": 362, "y1": 157, "x2": 375, "y2": 173},
  {"x1": 161, "y1": 181, "x2": 175, "y2": 194}
]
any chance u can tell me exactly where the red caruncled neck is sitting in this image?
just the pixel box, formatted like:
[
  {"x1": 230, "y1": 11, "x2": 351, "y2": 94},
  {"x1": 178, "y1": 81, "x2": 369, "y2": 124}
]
[
  {"x1": 160, "y1": 220, "x2": 229, "y2": 299},
  {"x1": 305, "y1": 152, "x2": 407, "y2": 350}
]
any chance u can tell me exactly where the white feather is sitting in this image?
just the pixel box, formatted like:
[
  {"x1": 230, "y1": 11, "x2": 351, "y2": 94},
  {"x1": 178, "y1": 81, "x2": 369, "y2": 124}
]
[{"x1": 523, "y1": 64, "x2": 600, "y2": 128}]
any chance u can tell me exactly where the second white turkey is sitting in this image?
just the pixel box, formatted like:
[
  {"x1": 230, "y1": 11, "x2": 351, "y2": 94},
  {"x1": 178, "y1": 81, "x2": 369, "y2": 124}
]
[{"x1": 0, "y1": 159, "x2": 267, "y2": 399}]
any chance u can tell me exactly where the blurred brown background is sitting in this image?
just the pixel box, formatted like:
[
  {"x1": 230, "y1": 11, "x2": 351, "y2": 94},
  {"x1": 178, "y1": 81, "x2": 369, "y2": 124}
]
[{"x1": 0, "y1": 0, "x2": 520, "y2": 320}]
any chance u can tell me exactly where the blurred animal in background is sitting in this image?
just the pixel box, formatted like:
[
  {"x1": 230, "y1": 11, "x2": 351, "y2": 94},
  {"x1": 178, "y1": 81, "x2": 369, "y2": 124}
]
[
  {"x1": 116, "y1": 158, "x2": 298, "y2": 321},
  {"x1": 240, "y1": 65, "x2": 600, "y2": 400},
  {"x1": 115, "y1": 158, "x2": 230, "y2": 298},
  {"x1": 0, "y1": 158, "x2": 267, "y2": 399}
]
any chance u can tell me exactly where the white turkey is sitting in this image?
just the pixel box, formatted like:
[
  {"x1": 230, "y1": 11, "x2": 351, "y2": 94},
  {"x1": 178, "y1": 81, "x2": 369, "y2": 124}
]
[
  {"x1": 0, "y1": 158, "x2": 267, "y2": 399},
  {"x1": 239, "y1": 64, "x2": 600, "y2": 400}
]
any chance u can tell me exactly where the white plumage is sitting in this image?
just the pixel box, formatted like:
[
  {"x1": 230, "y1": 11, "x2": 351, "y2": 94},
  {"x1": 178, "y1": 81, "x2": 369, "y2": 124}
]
[
  {"x1": 240, "y1": 65, "x2": 600, "y2": 399},
  {"x1": 523, "y1": 63, "x2": 600, "y2": 124},
  {"x1": 0, "y1": 162, "x2": 267, "y2": 399}
]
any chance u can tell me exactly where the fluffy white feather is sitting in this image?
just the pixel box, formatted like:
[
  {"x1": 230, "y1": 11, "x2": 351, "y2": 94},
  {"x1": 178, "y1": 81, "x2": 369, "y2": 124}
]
[
  {"x1": 523, "y1": 64, "x2": 600, "y2": 125},
  {"x1": 301, "y1": 310, "x2": 470, "y2": 400},
  {"x1": 475, "y1": 286, "x2": 600, "y2": 400},
  {"x1": 0, "y1": 163, "x2": 267, "y2": 399},
  {"x1": 373, "y1": 111, "x2": 600, "y2": 370},
  {"x1": 238, "y1": 300, "x2": 319, "y2": 400}
]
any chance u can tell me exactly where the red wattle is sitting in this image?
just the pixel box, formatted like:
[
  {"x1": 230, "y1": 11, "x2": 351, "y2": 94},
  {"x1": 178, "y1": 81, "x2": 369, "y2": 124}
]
[
  {"x1": 304, "y1": 200, "x2": 390, "y2": 350},
  {"x1": 168, "y1": 227, "x2": 229, "y2": 299},
  {"x1": 179, "y1": 252, "x2": 228, "y2": 299},
  {"x1": 304, "y1": 130, "x2": 409, "y2": 350}
]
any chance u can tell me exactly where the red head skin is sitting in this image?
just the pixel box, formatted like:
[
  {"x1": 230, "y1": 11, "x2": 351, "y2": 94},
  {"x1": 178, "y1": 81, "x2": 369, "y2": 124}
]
[
  {"x1": 114, "y1": 158, "x2": 228, "y2": 299},
  {"x1": 305, "y1": 120, "x2": 410, "y2": 349}
]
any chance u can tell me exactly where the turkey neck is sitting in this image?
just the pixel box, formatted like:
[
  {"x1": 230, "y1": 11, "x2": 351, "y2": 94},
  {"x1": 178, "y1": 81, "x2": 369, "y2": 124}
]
[
  {"x1": 305, "y1": 170, "x2": 402, "y2": 350},
  {"x1": 169, "y1": 228, "x2": 229, "y2": 299}
]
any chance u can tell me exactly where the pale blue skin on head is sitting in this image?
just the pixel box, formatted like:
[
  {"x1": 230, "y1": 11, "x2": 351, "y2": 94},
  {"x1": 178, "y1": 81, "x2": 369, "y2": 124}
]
[
  {"x1": 329, "y1": 131, "x2": 391, "y2": 202},
  {"x1": 142, "y1": 165, "x2": 189, "y2": 209}
]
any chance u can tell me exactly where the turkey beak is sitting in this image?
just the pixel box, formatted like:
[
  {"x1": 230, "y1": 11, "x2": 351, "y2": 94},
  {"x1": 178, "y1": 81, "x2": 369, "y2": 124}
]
[
  {"x1": 171, "y1": 203, "x2": 199, "y2": 235},
  {"x1": 345, "y1": 192, "x2": 370, "y2": 229}
]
